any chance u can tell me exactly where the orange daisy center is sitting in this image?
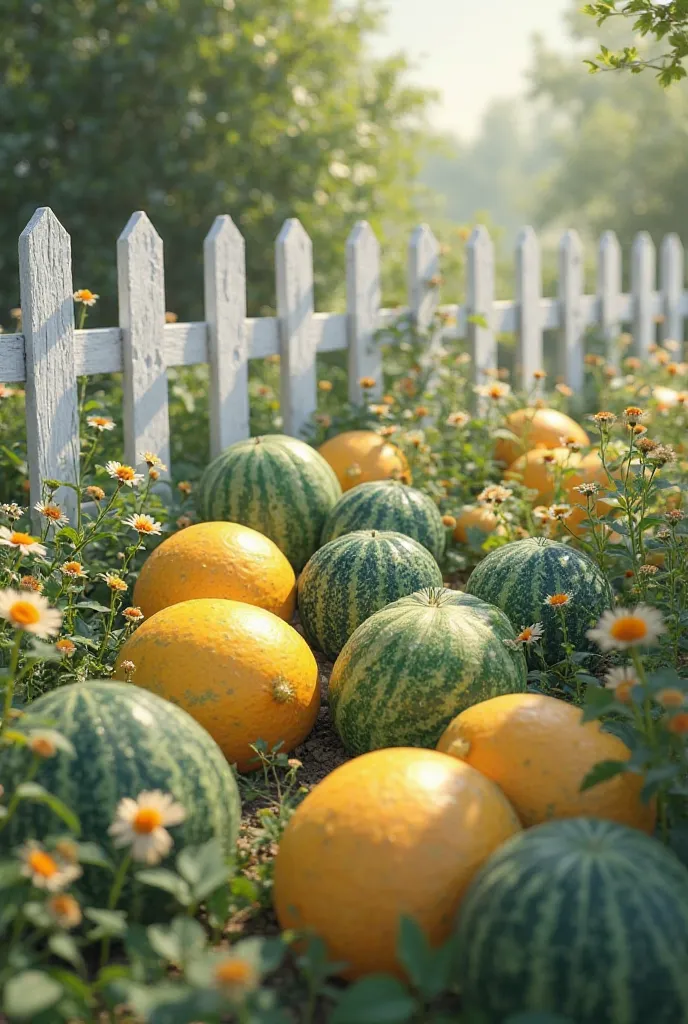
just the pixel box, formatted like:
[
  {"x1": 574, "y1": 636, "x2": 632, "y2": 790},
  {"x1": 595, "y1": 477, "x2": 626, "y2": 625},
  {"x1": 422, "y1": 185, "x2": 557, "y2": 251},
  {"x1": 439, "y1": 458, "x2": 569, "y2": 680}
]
[
  {"x1": 610, "y1": 616, "x2": 648, "y2": 643},
  {"x1": 10, "y1": 532, "x2": 35, "y2": 546},
  {"x1": 10, "y1": 600, "x2": 41, "y2": 626},
  {"x1": 668, "y1": 712, "x2": 688, "y2": 735},
  {"x1": 29, "y1": 850, "x2": 59, "y2": 878},
  {"x1": 116, "y1": 466, "x2": 136, "y2": 481},
  {"x1": 548, "y1": 594, "x2": 570, "y2": 607},
  {"x1": 517, "y1": 628, "x2": 533, "y2": 641},
  {"x1": 63, "y1": 562, "x2": 82, "y2": 574},
  {"x1": 92, "y1": 417, "x2": 110, "y2": 426},
  {"x1": 77, "y1": 290, "x2": 95, "y2": 301},
  {"x1": 31, "y1": 736, "x2": 56, "y2": 757},
  {"x1": 134, "y1": 519, "x2": 155, "y2": 533},
  {"x1": 42, "y1": 505, "x2": 62, "y2": 520},
  {"x1": 215, "y1": 959, "x2": 254, "y2": 985},
  {"x1": 615, "y1": 681, "x2": 634, "y2": 704},
  {"x1": 132, "y1": 807, "x2": 163, "y2": 834}
]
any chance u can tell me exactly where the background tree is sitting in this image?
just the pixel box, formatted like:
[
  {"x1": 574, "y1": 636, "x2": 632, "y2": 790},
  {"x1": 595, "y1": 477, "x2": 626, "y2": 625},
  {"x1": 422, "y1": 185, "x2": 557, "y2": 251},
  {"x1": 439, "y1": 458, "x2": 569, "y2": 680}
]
[
  {"x1": 528, "y1": 2, "x2": 688, "y2": 263},
  {"x1": 584, "y1": 1, "x2": 688, "y2": 85},
  {"x1": 0, "y1": 0, "x2": 432, "y2": 323}
]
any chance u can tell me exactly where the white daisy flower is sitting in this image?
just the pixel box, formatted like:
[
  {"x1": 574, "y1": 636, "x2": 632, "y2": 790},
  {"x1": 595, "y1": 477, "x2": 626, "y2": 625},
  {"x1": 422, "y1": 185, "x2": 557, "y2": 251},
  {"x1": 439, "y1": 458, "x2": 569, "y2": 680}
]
[
  {"x1": 0, "y1": 527, "x2": 47, "y2": 557},
  {"x1": 0, "y1": 589, "x2": 62, "y2": 637},
  {"x1": 34, "y1": 502, "x2": 69, "y2": 528},
  {"x1": 19, "y1": 842, "x2": 82, "y2": 891},
  {"x1": 604, "y1": 665, "x2": 640, "y2": 704},
  {"x1": 108, "y1": 791, "x2": 186, "y2": 865},
  {"x1": 587, "y1": 604, "x2": 666, "y2": 652},
  {"x1": 123, "y1": 513, "x2": 162, "y2": 536},
  {"x1": 86, "y1": 415, "x2": 115, "y2": 432},
  {"x1": 105, "y1": 462, "x2": 144, "y2": 488}
]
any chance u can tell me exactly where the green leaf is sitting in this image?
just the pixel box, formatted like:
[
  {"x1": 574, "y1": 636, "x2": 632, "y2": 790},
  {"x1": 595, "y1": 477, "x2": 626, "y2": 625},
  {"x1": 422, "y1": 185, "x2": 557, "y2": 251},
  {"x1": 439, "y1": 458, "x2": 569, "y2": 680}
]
[
  {"x1": 580, "y1": 759, "x2": 629, "y2": 792},
  {"x1": 74, "y1": 841, "x2": 113, "y2": 871},
  {"x1": 135, "y1": 868, "x2": 192, "y2": 906},
  {"x1": 15, "y1": 783, "x2": 80, "y2": 835},
  {"x1": 147, "y1": 917, "x2": 207, "y2": 965},
  {"x1": 3, "y1": 970, "x2": 64, "y2": 1019},
  {"x1": 48, "y1": 932, "x2": 85, "y2": 971},
  {"x1": 176, "y1": 838, "x2": 229, "y2": 900},
  {"x1": 396, "y1": 916, "x2": 434, "y2": 994},
  {"x1": 0, "y1": 860, "x2": 23, "y2": 889},
  {"x1": 74, "y1": 600, "x2": 112, "y2": 614},
  {"x1": 580, "y1": 685, "x2": 616, "y2": 722},
  {"x1": 84, "y1": 907, "x2": 127, "y2": 939},
  {"x1": 330, "y1": 975, "x2": 417, "y2": 1024},
  {"x1": 26, "y1": 639, "x2": 62, "y2": 663},
  {"x1": 54, "y1": 526, "x2": 80, "y2": 545}
]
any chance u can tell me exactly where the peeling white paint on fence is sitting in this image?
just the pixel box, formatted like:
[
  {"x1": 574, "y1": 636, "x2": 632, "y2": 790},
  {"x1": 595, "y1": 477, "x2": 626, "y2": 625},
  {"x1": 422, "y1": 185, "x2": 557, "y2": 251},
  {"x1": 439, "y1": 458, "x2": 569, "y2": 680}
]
[{"x1": 1, "y1": 207, "x2": 684, "y2": 515}]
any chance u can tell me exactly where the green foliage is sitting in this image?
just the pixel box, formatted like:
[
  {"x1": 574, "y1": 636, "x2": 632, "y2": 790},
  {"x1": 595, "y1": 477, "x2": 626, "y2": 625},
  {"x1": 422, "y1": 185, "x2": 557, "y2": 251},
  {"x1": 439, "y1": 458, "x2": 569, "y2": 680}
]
[
  {"x1": 0, "y1": 0, "x2": 432, "y2": 324},
  {"x1": 584, "y1": 1, "x2": 688, "y2": 85}
]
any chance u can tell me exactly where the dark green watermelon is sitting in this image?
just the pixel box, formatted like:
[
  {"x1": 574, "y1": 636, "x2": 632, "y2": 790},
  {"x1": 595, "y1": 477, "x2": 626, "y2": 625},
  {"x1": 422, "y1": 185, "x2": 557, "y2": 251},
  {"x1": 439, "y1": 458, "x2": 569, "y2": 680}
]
[
  {"x1": 465, "y1": 537, "x2": 610, "y2": 664},
  {"x1": 0, "y1": 682, "x2": 241, "y2": 919},
  {"x1": 321, "y1": 480, "x2": 445, "y2": 560},
  {"x1": 455, "y1": 817, "x2": 688, "y2": 1024},
  {"x1": 297, "y1": 530, "x2": 443, "y2": 661},
  {"x1": 329, "y1": 588, "x2": 527, "y2": 754}
]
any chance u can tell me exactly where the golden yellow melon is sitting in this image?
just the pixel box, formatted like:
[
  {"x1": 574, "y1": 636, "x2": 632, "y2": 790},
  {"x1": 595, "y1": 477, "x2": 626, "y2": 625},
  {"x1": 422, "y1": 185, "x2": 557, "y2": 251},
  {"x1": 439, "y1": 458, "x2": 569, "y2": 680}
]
[
  {"x1": 452, "y1": 505, "x2": 499, "y2": 545},
  {"x1": 495, "y1": 407, "x2": 590, "y2": 467},
  {"x1": 114, "y1": 599, "x2": 319, "y2": 772},
  {"x1": 318, "y1": 430, "x2": 410, "y2": 492},
  {"x1": 273, "y1": 747, "x2": 521, "y2": 979},
  {"x1": 437, "y1": 692, "x2": 656, "y2": 834},
  {"x1": 133, "y1": 521, "x2": 296, "y2": 621}
]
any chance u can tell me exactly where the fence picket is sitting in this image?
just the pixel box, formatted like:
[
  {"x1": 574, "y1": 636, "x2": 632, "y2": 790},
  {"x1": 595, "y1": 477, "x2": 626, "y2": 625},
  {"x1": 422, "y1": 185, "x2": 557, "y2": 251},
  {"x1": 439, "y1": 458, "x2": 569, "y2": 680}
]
[
  {"x1": 346, "y1": 221, "x2": 382, "y2": 404},
  {"x1": 660, "y1": 233, "x2": 684, "y2": 348},
  {"x1": 5, "y1": 207, "x2": 688, "y2": 504},
  {"x1": 631, "y1": 231, "x2": 656, "y2": 360},
  {"x1": 467, "y1": 225, "x2": 496, "y2": 387},
  {"x1": 558, "y1": 230, "x2": 585, "y2": 393},
  {"x1": 515, "y1": 226, "x2": 542, "y2": 391},
  {"x1": 204, "y1": 215, "x2": 249, "y2": 456},
  {"x1": 19, "y1": 208, "x2": 79, "y2": 525},
  {"x1": 597, "y1": 231, "x2": 622, "y2": 369},
  {"x1": 117, "y1": 212, "x2": 171, "y2": 475},
  {"x1": 276, "y1": 219, "x2": 316, "y2": 437}
]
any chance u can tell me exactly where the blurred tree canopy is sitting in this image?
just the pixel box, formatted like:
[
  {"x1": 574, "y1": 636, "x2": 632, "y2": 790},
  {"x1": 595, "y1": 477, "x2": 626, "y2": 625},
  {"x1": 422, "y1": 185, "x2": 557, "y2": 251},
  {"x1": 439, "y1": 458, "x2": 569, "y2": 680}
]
[
  {"x1": 528, "y1": 2, "x2": 688, "y2": 261},
  {"x1": 0, "y1": 0, "x2": 433, "y2": 324}
]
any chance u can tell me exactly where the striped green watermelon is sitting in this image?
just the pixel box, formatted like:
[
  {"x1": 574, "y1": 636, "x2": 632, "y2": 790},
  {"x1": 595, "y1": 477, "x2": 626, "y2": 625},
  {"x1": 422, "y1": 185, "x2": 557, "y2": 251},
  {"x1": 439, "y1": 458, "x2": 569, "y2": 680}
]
[
  {"x1": 297, "y1": 531, "x2": 443, "y2": 661},
  {"x1": 321, "y1": 480, "x2": 446, "y2": 560},
  {"x1": 455, "y1": 817, "x2": 688, "y2": 1024},
  {"x1": 465, "y1": 537, "x2": 610, "y2": 665},
  {"x1": 196, "y1": 434, "x2": 341, "y2": 571},
  {"x1": 329, "y1": 587, "x2": 527, "y2": 754},
  {"x1": 0, "y1": 682, "x2": 241, "y2": 919}
]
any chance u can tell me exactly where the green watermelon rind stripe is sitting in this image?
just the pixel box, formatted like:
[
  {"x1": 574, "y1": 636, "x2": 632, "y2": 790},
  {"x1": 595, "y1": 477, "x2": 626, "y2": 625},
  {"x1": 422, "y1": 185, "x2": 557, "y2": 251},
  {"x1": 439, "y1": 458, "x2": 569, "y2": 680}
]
[
  {"x1": 297, "y1": 531, "x2": 443, "y2": 661},
  {"x1": 455, "y1": 818, "x2": 688, "y2": 1024},
  {"x1": 321, "y1": 481, "x2": 446, "y2": 559},
  {"x1": 465, "y1": 537, "x2": 609, "y2": 665},
  {"x1": 0, "y1": 682, "x2": 241, "y2": 918},
  {"x1": 328, "y1": 589, "x2": 527, "y2": 754},
  {"x1": 196, "y1": 434, "x2": 341, "y2": 571}
]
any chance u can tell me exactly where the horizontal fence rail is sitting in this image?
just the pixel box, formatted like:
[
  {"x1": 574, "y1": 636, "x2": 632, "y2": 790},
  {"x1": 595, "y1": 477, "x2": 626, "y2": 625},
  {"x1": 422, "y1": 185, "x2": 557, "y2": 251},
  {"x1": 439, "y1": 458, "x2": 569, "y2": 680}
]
[{"x1": 0, "y1": 207, "x2": 685, "y2": 521}]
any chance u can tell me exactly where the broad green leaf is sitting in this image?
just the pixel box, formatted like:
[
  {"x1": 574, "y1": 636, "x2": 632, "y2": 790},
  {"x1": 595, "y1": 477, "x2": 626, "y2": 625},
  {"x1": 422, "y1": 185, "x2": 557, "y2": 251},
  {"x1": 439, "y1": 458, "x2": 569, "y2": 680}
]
[
  {"x1": 3, "y1": 970, "x2": 64, "y2": 1019},
  {"x1": 135, "y1": 868, "x2": 192, "y2": 906},
  {"x1": 48, "y1": 932, "x2": 85, "y2": 971},
  {"x1": 580, "y1": 759, "x2": 629, "y2": 792},
  {"x1": 330, "y1": 975, "x2": 417, "y2": 1024},
  {"x1": 147, "y1": 916, "x2": 207, "y2": 964}
]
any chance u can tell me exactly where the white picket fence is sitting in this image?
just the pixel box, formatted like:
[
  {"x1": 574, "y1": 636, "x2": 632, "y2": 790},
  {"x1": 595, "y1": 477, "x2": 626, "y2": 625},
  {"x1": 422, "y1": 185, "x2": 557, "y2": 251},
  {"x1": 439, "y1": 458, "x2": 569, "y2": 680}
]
[{"x1": 0, "y1": 207, "x2": 685, "y2": 521}]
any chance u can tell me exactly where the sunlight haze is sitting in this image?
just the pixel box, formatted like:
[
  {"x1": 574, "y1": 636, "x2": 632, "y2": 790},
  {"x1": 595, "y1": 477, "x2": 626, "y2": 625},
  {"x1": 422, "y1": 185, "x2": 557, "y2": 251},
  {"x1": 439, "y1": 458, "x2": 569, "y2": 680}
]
[{"x1": 372, "y1": 0, "x2": 572, "y2": 139}]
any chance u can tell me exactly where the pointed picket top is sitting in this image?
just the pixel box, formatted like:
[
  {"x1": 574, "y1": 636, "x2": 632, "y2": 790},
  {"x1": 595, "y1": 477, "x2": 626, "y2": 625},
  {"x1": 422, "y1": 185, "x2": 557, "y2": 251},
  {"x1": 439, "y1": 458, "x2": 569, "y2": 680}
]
[
  {"x1": 347, "y1": 221, "x2": 381, "y2": 403},
  {"x1": 660, "y1": 232, "x2": 684, "y2": 346},
  {"x1": 631, "y1": 230, "x2": 656, "y2": 359},
  {"x1": 276, "y1": 218, "x2": 316, "y2": 436},
  {"x1": 117, "y1": 210, "x2": 170, "y2": 472},
  {"x1": 558, "y1": 229, "x2": 585, "y2": 391},
  {"x1": 515, "y1": 226, "x2": 542, "y2": 390},
  {"x1": 597, "y1": 230, "x2": 622, "y2": 368},
  {"x1": 408, "y1": 223, "x2": 440, "y2": 331},
  {"x1": 204, "y1": 214, "x2": 249, "y2": 454},
  {"x1": 19, "y1": 206, "x2": 79, "y2": 523}
]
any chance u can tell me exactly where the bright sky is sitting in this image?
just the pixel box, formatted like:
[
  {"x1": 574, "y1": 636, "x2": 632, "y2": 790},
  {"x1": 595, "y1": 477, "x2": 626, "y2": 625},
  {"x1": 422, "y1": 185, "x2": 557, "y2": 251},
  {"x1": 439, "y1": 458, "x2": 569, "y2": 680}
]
[{"x1": 370, "y1": 0, "x2": 571, "y2": 139}]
